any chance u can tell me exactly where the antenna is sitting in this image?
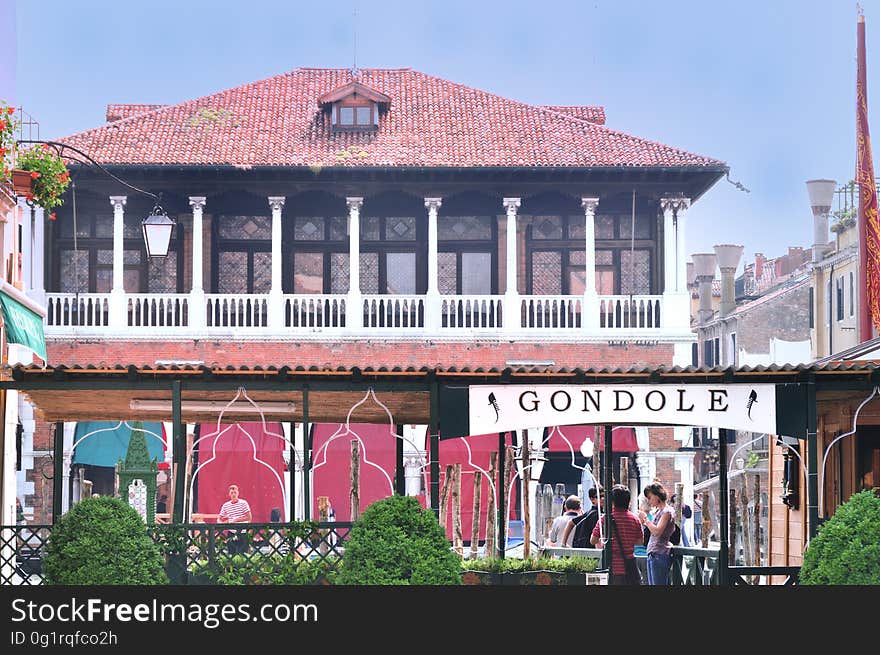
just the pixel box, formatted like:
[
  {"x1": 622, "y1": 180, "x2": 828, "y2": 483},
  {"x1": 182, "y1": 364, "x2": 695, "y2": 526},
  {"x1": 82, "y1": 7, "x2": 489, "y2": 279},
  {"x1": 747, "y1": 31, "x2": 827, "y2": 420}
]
[{"x1": 352, "y1": 2, "x2": 359, "y2": 78}]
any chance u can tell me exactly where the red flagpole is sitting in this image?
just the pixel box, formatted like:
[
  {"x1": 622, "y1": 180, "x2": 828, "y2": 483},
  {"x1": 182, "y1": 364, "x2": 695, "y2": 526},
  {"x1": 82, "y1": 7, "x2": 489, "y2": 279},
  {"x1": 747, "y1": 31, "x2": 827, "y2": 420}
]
[{"x1": 857, "y1": 13, "x2": 880, "y2": 342}]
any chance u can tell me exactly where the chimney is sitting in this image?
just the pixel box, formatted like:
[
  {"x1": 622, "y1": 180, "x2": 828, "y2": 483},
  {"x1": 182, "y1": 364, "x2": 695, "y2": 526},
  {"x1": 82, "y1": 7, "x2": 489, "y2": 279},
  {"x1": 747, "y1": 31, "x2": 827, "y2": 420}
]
[
  {"x1": 691, "y1": 253, "x2": 717, "y2": 324},
  {"x1": 714, "y1": 244, "x2": 744, "y2": 317},
  {"x1": 754, "y1": 252, "x2": 764, "y2": 281},
  {"x1": 806, "y1": 179, "x2": 837, "y2": 262}
]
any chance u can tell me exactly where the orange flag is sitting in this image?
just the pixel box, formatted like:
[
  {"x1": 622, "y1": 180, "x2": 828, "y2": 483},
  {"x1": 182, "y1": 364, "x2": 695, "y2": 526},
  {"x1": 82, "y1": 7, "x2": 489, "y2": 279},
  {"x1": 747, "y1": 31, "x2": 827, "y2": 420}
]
[{"x1": 857, "y1": 13, "x2": 880, "y2": 337}]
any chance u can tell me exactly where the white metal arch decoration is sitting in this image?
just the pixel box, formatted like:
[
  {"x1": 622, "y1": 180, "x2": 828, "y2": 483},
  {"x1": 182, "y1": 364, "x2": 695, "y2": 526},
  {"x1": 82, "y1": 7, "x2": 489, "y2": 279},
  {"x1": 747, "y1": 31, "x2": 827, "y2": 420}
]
[
  {"x1": 311, "y1": 387, "x2": 429, "y2": 505},
  {"x1": 187, "y1": 387, "x2": 297, "y2": 522},
  {"x1": 819, "y1": 385, "x2": 880, "y2": 516}
]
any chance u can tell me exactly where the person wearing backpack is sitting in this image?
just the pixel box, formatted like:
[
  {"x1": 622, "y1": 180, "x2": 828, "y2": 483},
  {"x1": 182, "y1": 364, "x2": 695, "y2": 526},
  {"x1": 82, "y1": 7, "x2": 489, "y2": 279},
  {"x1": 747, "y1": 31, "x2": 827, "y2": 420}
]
[
  {"x1": 638, "y1": 482, "x2": 675, "y2": 585},
  {"x1": 563, "y1": 485, "x2": 602, "y2": 548}
]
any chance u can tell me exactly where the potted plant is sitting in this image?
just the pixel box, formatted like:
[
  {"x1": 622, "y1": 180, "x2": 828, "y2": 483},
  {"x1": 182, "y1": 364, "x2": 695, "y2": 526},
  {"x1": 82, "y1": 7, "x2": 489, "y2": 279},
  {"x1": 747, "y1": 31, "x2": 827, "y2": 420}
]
[
  {"x1": 461, "y1": 555, "x2": 599, "y2": 585},
  {"x1": 15, "y1": 144, "x2": 71, "y2": 219}
]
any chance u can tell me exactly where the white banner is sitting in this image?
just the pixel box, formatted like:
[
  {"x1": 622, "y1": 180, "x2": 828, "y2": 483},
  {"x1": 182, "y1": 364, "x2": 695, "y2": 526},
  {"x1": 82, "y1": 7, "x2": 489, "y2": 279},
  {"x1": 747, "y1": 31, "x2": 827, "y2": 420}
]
[{"x1": 469, "y1": 384, "x2": 776, "y2": 435}]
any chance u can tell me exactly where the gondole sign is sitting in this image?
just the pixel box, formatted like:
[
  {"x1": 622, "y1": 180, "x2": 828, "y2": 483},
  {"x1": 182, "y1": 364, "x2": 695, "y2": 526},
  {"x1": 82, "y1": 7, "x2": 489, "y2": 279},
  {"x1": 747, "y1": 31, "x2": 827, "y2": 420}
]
[{"x1": 467, "y1": 384, "x2": 777, "y2": 435}]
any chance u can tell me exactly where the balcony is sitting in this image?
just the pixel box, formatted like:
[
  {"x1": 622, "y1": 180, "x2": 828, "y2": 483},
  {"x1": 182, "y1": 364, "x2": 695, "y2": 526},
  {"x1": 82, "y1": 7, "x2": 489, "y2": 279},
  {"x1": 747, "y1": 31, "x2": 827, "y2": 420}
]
[{"x1": 43, "y1": 291, "x2": 686, "y2": 339}]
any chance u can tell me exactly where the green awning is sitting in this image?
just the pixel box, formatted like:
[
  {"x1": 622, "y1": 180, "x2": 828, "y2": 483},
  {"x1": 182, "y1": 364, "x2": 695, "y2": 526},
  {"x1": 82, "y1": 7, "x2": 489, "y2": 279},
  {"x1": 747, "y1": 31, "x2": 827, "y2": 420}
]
[{"x1": 0, "y1": 289, "x2": 46, "y2": 361}]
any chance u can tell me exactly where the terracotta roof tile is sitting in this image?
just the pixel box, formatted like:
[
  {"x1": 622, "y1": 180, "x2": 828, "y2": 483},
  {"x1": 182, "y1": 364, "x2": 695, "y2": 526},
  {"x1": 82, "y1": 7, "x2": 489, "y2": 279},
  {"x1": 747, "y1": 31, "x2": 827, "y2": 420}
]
[
  {"x1": 540, "y1": 105, "x2": 606, "y2": 125},
  {"x1": 60, "y1": 69, "x2": 724, "y2": 169},
  {"x1": 105, "y1": 104, "x2": 169, "y2": 123}
]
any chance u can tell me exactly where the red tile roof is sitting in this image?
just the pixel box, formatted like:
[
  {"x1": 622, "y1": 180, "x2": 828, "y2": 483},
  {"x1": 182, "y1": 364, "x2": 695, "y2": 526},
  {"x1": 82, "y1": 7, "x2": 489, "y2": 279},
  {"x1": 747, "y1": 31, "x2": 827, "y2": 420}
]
[
  {"x1": 540, "y1": 105, "x2": 606, "y2": 125},
  {"x1": 63, "y1": 68, "x2": 724, "y2": 169},
  {"x1": 105, "y1": 104, "x2": 169, "y2": 123}
]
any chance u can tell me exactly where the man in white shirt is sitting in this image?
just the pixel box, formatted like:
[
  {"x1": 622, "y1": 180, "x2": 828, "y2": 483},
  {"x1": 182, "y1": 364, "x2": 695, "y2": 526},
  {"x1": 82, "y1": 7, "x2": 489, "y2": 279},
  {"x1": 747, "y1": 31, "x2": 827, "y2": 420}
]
[
  {"x1": 218, "y1": 484, "x2": 252, "y2": 555},
  {"x1": 546, "y1": 495, "x2": 582, "y2": 547}
]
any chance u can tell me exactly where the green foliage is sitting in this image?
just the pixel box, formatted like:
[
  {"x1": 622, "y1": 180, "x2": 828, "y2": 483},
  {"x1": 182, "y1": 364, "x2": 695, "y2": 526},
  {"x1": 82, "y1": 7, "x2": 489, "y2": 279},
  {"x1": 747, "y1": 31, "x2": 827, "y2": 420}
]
[
  {"x1": 801, "y1": 490, "x2": 880, "y2": 585},
  {"x1": 44, "y1": 496, "x2": 168, "y2": 585},
  {"x1": 190, "y1": 553, "x2": 340, "y2": 585},
  {"x1": 336, "y1": 495, "x2": 461, "y2": 585},
  {"x1": 16, "y1": 145, "x2": 70, "y2": 212},
  {"x1": 461, "y1": 556, "x2": 597, "y2": 573},
  {"x1": 0, "y1": 101, "x2": 17, "y2": 181}
]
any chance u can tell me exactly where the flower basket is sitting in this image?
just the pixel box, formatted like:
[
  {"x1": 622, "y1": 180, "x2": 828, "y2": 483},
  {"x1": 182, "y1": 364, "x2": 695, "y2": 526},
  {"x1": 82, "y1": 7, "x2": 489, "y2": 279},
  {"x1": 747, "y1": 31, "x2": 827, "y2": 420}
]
[{"x1": 11, "y1": 169, "x2": 31, "y2": 195}]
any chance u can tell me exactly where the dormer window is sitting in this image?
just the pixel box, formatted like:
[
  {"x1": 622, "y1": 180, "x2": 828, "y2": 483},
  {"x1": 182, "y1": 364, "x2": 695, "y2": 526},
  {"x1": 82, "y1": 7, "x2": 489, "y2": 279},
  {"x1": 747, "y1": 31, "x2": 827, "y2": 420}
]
[
  {"x1": 337, "y1": 101, "x2": 375, "y2": 129},
  {"x1": 319, "y1": 79, "x2": 391, "y2": 132}
]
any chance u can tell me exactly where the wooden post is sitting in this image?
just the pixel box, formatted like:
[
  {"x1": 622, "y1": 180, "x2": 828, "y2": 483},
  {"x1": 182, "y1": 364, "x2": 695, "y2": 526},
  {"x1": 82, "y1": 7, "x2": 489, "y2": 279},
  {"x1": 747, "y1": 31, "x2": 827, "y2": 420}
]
[
  {"x1": 728, "y1": 488, "x2": 737, "y2": 566},
  {"x1": 317, "y1": 495, "x2": 330, "y2": 555},
  {"x1": 543, "y1": 483, "x2": 554, "y2": 543},
  {"x1": 621, "y1": 457, "x2": 629, "y2": 492},
  {"x1": 701, "y1": 491, "x2": 710, "y2": 549},
  {"x1": 439, "y1": 464, "x2": 454, "y2": 535},
  {"x1": 674, "y1": 481, "x2": 683, "y2": 526},
  {"x1": 470, "y1": 470, "x2": 482, "y2": 558},
  {"x1": 349, "y1": 439, "x2": 360, "y2": 521},
  {"x1": 503, "y1": 444, "x2": 515, "y2": 552},
  {"x1": 753, "y1": 473, "x2": 762, "y2": 569},
  {"x1": 452, "y1": 463, "x2": 463, "y2": 555},
  {"x1": 486, "y1": 453, "x2": 497, "y2": 557},
  {"x1": 739, "y1": 476, "x2": 751, "y2": 568},
  {"x1": 521, "y1": 434, "x2": 531, "y2": 559}
]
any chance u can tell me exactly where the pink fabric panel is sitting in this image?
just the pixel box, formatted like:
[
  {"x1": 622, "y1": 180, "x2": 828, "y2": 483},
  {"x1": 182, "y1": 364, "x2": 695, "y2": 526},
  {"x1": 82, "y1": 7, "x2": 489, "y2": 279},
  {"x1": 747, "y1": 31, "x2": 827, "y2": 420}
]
[
  {"x1": 195, "y1": 422, "x2": 286, "y2": 523},
  {"x1": 311, "y1": 423, "x2": 397, "y2": 522}
]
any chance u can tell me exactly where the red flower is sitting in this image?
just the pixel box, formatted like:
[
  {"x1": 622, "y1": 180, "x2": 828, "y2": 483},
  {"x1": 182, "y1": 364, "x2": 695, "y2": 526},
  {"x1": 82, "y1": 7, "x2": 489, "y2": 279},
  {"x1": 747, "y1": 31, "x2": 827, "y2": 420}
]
[
  {"x1": 25, "y1": 193, "x2": 33, "y2": 201},
  {"x1": 41, "y1": 144, "x2": 50, "y2": 152},
  {"x1": 0, "y1": 120, "x2": 6, "y2": 131},
  {"x1": 30, "y1": 171, "x2": 40, "y2": 179},
  {"x1": 0, "y1": 147, "x2": 6, "y2": 157},
  {"x1": 49, "y1": 213, "x2": 56, "y2": 221},
  {"x1": 6, "y1": 107, "x2": 14, "y2": 115}
]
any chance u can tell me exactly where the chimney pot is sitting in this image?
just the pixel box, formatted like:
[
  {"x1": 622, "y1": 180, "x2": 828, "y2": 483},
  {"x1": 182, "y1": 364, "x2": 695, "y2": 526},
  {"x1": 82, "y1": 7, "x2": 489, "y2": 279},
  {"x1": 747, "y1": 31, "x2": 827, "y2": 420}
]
[
  {"x1": 806, "y1": 179, "x2": 836, "y2": 262},
  {"x1": 713, "y1": 244, "x2": 743, "y2": 318}
]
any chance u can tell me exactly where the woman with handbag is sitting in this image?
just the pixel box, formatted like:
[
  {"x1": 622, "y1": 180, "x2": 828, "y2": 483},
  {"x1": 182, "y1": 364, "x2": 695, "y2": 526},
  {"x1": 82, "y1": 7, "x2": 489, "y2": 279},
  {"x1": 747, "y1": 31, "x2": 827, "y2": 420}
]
[
  {"x1": 590, "y1": 484, "x2": 643, "y2": 585},
  {"x1": 639, "y1": 482, "x2": 675, "y2": 585}
]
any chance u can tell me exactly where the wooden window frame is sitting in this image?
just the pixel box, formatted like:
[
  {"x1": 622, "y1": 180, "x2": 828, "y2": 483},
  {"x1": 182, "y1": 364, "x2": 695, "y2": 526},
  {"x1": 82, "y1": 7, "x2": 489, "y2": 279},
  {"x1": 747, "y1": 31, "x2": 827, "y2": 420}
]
[{"x1": 333, "y1": 100, "x2": 377, "y2": 131}]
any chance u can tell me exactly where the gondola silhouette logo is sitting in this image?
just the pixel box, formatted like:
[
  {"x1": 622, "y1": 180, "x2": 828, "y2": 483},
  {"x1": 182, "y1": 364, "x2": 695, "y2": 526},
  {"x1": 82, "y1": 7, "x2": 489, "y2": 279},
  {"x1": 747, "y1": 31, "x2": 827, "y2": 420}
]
[
  {"x1": 488, "y1": 392, "x2": 500, "y2": 423},
  {"x1": 747, "y1": 389, "x2": 758, "y2": 420}
]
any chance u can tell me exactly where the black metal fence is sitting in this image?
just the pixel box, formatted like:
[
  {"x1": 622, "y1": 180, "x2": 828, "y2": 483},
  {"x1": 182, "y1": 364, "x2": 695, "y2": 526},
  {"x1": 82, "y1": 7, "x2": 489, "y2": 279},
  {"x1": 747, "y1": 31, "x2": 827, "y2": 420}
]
[{"x1": 0, "y1": 522, "x2": 351, "y2": 586}]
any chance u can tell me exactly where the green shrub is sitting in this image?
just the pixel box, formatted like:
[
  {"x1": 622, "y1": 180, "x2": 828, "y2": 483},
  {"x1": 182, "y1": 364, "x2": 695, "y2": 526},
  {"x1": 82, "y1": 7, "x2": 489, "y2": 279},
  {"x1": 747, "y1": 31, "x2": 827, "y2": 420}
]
[
  {"x1": 801, "y1": 490, "x2": 880, "y2": 585},
  {"x1": 461, "y1": 556, "x2": 597, "y2": 574},
  {"x1": 336, "y1": 495, "x2": 461, "y2": 585},
  {"x1": 190, "y1": 553, "x2": 339, "y2": 585},
  {"x1": 44, "y1": 496, "x2": 168, "y2": 585}
]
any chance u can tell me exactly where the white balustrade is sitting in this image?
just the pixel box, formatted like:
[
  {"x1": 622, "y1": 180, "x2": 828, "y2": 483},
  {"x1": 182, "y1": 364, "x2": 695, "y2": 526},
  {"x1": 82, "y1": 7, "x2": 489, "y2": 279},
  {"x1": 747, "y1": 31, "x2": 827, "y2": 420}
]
[
  {"x1": 44, "y1": 292, "x2": 668, "y2": 335},
  {"x1": 205, "y1": 293, "x2": 269, "y2": 329},
  {"x1": 45, "y1": 293, "x2": 111, "y2": 329},
  {"x1": 598, "y1": 295, "x2": 662, "y2": 329},
  {"x1": 127, "y1": 294, "x2": 189, "y2": 328},
  {"x1": 440, "y1": 295, "x2": 503, "y2": 330},
  {"x1": 362, "y1": 295, "x2": 425, "y2": 329},
  {"x1": 520, "y1": 296, "x2": 583, "y2": 330},
  {"x1": 284, "y1": 294, "x2": 347, "y2": 329}
]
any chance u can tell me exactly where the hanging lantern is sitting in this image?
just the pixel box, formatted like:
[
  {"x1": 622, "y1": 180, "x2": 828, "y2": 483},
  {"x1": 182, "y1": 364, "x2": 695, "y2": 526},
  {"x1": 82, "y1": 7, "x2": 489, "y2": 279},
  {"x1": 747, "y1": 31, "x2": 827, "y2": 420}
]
[{"x1": 142, "y1": 206, "x2": 175, "y2": 258}]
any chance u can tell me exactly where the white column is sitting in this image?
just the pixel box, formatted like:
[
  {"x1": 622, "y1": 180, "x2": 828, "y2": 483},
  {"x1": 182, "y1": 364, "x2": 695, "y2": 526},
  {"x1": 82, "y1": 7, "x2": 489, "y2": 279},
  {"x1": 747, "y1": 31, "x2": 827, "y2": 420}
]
[
  {"x1": 109, "y1": 196, "x2": 127, "y2": 328},
  {"x1": 660, "y1": 197, "x2": 676, "y2": 294},
  {"x1": 346, "y1": 197, "x2": 363, "y2": 329},
  {"x1": 503, "y1": 197, "x2": 521, "y2": 332},
  {"x1": 268, "y1": 196, "x2": 285, "y2": 329},
  {"x1": 660, "y1": 196, "x2": 691, "y2": 330},
  {"x1": 425, "y1": 197, "x2": 442, "y2": 331},
  {"x1": 188, "y1": 197, "x2": 207, "y2": 329},
  {"x1": 21, "y1": 205, "x2": 33, "y2": 294},
  {"x1": 581, "y1": 197, "x2": 600, "y2": 329},
  {"x1": 32, "y1": 206, "x2": 45, "y2": 306},
  {"x1": 1, "y1": 390, "x2": 18, "y2": 526},
  {"x1": 675, "y1": 198, "x2": 691, "y2": 293},
  {"x1": 62, "y1": 422, "x2": 76, "y2": 513}
]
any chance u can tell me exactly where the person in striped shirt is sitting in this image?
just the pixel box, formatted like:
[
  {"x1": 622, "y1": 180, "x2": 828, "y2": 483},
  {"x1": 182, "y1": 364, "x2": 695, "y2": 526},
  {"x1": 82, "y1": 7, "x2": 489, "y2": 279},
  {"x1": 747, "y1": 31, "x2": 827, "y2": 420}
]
[{"x1": 218, "y1": 484, "x2": 252, "y2": 523}]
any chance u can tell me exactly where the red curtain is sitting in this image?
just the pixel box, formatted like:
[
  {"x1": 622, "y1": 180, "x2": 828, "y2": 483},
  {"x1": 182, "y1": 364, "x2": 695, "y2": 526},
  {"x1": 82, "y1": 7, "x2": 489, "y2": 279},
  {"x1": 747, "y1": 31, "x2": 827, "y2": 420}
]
[{"x1": 195, "y1": 422, "x2": 286, "y2": 522}]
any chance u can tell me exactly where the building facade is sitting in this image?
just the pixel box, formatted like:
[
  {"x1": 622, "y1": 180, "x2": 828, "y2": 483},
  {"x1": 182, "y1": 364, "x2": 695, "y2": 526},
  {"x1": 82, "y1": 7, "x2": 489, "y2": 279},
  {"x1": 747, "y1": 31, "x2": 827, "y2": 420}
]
[{"x1": 16, "y1": 68, "x2": 727, "y2": 529}]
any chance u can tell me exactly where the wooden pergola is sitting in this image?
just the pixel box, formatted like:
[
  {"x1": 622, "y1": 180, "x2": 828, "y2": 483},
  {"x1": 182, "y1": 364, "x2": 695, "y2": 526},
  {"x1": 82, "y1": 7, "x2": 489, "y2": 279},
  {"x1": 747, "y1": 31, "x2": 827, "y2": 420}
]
[{"x1": 6, "y1": 360, "x2": 879, "y2": 583}]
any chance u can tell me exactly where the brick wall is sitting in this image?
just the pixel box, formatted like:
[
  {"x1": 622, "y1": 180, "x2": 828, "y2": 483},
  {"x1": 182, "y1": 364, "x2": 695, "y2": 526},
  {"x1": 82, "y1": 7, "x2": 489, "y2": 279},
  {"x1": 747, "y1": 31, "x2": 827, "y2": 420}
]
[
  {"x1": 46, "y1": 339, "x2": 675, "y2": 370},
  {"x1": 736, "y1": 284, "x2": 810, "y2": 355}
]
